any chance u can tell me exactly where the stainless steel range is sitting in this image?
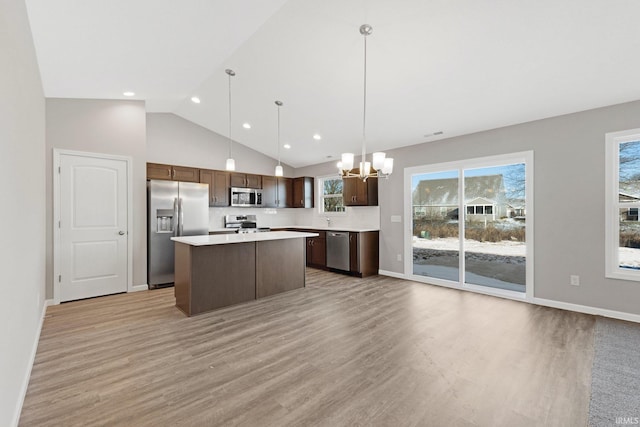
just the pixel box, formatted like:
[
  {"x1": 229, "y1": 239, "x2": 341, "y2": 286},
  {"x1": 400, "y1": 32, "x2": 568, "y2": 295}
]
[{"x1": 224, "y1": 214, "x2": 271, "y2": 233}]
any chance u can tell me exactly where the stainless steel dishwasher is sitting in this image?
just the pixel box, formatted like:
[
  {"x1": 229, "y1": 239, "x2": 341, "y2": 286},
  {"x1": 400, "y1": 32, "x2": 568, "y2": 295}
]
[{"x1": 326, "y1": 231, "x2": 350, "y2": 271}]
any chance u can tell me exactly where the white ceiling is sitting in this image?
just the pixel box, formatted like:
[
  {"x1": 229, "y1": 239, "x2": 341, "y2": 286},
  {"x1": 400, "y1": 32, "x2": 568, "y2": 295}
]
[{"x1": 26, "y1": 0, "x2": 640, "y2": 168}]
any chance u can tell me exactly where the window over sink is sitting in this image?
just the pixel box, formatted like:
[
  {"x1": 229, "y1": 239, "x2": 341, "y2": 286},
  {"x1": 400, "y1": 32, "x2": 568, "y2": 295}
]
[{"x1": 319, "y1": 175, "x2": 346, "y2": 214}]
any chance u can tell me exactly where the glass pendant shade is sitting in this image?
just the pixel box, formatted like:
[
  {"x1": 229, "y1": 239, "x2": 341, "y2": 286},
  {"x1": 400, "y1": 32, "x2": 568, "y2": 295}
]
[
  {"x1": 382, "y1": 157, "x2": 394, "y2": 175},
  {"x1": 225, "y1": 158, "x2": 236, "y2": 171},
  {"x1": 372, "y1": 152, "x2": 386, "y2": 170},
  {"x1": 275, "y1": 164, "x2": 283, "y2": 177},
  {"x1": 341, "y1": 153, "x2": 354, "y2": 171}
]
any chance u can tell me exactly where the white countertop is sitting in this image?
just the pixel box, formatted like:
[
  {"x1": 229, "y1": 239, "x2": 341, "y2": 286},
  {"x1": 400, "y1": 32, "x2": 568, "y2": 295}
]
[
  {"x1": 208, "y1": 226, "x2": 380, "y2": 233},
  {"x1": 273, "y1": 225, "x2": 380, "y2": 232},
  {"x1": 173, "y1": 231, "x2": 319, "y2": 246}
]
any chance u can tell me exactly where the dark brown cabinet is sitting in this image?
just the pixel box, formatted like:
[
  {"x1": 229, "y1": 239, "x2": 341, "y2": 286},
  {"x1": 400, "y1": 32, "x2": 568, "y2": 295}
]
[
  {"x1": 199, "y1": 169, "x2": 230, "y2": 207},
  {"x1": 230, "y1": 172, "x2": 262, "y2": 188},
  {"x1": 349, "y1": 231, "x2": 379, "y2": 277},
  {"x1": 147, "y1": 163, "x2": 199, "y2": 183},
  {"x1": 292, "y1": 177, "x2": 314, "y2": 208},
  {"x1": 306, "y1": 231, "x2": 326, "y2": 268},
  {"x1": 148, "y1": 162, "x2": 308, "y2": 208},
  {"x1": 342, "y1": 175, "x2": 378, "y2": 206},
  {"x1": 262, "y1": 176, "x2": 292, "y2": 208}
]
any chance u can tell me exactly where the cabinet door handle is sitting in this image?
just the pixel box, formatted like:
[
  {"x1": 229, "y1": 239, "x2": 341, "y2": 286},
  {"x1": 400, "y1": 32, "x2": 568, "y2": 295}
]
[{"x1": 172, "y1": 169, "x2": 176, "y2": 179}]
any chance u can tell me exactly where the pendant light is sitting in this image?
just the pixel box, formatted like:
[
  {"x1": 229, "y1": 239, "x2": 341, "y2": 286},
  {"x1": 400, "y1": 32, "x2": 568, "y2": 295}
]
[
  {"x1": 274, "y1": 100, "x2": 284, "y2": 177},
  {"x1": 340, "y1": 24, "x2": 393, "y2": 180},
  {"x1": 225, "y1": 69, "x2": 236, "y2": 171}
]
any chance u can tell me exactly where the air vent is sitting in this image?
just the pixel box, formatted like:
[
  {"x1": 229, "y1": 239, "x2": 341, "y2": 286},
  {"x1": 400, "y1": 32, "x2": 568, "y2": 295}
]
[{"x1": 424, "y1": 131, "x2": 444, "y2": 138}]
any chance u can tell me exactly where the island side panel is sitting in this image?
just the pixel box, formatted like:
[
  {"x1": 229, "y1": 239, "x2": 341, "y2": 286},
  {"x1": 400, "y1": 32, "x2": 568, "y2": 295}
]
[
  {"x1": 174, "y1": 242, "x2": 192, "y2": 315},
  {"x1": 190, "y1": 242, "x2": 256, "y2": 315},
  {"x1": 256, "y1": 237, "x2": 306, "y2": 298}
]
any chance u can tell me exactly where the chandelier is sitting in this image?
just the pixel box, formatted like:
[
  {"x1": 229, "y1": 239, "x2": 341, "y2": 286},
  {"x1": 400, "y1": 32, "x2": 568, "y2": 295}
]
[{"x1": 339, "y1": 24, "x2": 393, "y2": 181}]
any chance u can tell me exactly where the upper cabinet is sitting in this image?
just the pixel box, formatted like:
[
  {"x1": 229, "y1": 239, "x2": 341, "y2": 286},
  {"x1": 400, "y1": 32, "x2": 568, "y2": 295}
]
[
  {"x1": 147, "y1": 163, "x2": 199, "y2": 183},
  {"x1": 343, "y1": 175, "x2": 378, "y2": 206},
  {"x1": 199, "y1": 169, "x2": 230, "y2": 207},
  {"x1": 230, "y1": 172, "x2": 262, "y2": 189},
  {"x1": 292, "y1": 177, "x2": 314, "y2": 208},
  {"x1": 262, "y1": 176, "x2": 292, "y2": 208},
  {"x1": 148, "y1": 162, "x2": 310, "y2": 208}
]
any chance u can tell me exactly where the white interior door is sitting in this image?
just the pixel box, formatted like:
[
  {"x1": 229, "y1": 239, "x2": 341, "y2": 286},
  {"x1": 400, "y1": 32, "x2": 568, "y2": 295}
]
[{"x1": 58, "y1": 153, "x2": 128, "y2": 302}]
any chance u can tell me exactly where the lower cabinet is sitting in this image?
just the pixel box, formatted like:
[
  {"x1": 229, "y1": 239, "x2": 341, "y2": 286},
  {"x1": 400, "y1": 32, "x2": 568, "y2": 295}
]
[
  {"x1": 306, "y1": 231, "x2": 326, "y2": 268},
  {"x1": 349, "y1": 231, "x2": 379, "y2": 277},
  {"x1": 300, "y1": 228, "x2": 378, "y2": 277}
]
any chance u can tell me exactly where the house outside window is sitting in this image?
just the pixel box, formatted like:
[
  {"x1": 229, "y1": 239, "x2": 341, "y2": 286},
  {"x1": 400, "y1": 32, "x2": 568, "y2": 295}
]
[
  {"x1": 319, "y1": 176, "x2": 345, "y2": 213},
  {"x1": 605, "y1": 128, "x2": 640, "y2": 280}
]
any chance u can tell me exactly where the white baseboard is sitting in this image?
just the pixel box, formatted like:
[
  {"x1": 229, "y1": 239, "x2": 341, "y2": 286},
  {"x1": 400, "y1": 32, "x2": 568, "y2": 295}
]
[
  {"x1": 378, "y1": 269, "x2": 406, "y2": 280},
  {"x1": 129, "y1": 284, "x2": 149, "y2": 293},
  {"x1": 533, "y1": 297, "x2": 640, "y2": 324},
  {"x1": 12, "y1": 299, "x2": 52, "y2": 427}
]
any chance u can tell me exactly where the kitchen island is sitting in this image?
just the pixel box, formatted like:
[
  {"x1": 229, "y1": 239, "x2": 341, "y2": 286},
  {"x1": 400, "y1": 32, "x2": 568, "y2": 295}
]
[{"x1": 171, "y1": 231, "x2": 318, "y2": 316}]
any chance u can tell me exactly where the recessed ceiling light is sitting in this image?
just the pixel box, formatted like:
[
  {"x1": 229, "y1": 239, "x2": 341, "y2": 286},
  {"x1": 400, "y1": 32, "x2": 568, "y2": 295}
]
[
  {"x1": 283, "y1": 144, "x2": 291, "y2": 149},
  {"x1": 191, "y1": 96, "x2": 201, "y2": 104},
  {"x1": 242, "y1": 123, "x2": 251, "y2": 129},
  {"x1": 123, "y1": 91, "x2": 135, "y2": 97},
  {"x1": 313, "y1": 134, "x2": 322, "y2": 141}
]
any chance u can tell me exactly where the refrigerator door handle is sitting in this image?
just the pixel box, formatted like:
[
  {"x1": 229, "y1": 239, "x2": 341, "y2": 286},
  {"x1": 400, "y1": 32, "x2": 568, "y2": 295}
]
[
  {"x1": 173, "y1": 197, "x2": 179, "y2": 237},
  {"x1": 178, "y1": 198, "x2": 184, "y2": 236}
]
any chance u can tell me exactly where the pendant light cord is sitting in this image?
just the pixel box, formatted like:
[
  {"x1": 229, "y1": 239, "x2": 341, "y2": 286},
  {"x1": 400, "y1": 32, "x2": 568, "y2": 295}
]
[
  {"x1": 277, "y1": 104, "x2": 281, "y2": 166},
  {"x1": 228, "y1": 72, "x2": 232, "y2": 159},
  {"x1": 362, "y1": 32, "x2": 367, "y2": 169}
]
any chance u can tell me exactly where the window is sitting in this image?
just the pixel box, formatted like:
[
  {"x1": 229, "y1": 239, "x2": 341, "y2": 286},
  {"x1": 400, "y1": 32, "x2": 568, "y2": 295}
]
[
  {"x1": 319, "y1": 176, "x2": 345, "y2": 213},
  {"x1": 406, "y1": 151, "x2": 533, "y2": 300},
  {"x1": 605, "y1": 129, "x2": 640, "y2": 280}
]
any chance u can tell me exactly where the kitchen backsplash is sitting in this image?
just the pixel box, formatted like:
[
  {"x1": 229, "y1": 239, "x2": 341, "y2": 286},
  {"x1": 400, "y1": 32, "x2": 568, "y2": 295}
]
[{"x1": 208, "y1": 206, "x2": 380, "y2": 230}]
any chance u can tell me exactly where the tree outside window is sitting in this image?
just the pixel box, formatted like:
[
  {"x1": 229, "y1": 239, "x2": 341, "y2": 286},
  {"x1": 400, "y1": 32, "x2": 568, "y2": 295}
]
[{"x1": 322, "y1": 177, "x2": 345, "y2": 213}]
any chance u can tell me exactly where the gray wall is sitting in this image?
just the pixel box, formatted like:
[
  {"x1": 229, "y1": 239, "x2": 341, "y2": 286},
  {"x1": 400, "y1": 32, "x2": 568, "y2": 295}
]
[
  {"x1": 296, "y1": 100, "x2": 640, "y2": 317},
  {"x1": 45, "y1": 99, "x2": 147, "y2": 297},
  {"x1": 0, "y1": 0, "x2": 46, "y2": 424},
  {"x1": 147, "y1": 113, "x2": 294, "y2": 177}
]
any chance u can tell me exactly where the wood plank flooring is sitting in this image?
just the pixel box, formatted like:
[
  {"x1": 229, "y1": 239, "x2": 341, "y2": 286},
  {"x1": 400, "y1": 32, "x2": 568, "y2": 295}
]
[{"x1": 20, "y1": 269, "x2": 595, "y2": 426}]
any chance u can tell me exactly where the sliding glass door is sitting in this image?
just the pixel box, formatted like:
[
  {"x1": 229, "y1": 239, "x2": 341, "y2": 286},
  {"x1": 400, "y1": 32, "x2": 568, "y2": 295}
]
[
  {"x1": 408, "y1": 152, "x2": 532, "y2": 298},
  {"x1": 412, "y1": 170, "x2": 460, "y2": 281}
]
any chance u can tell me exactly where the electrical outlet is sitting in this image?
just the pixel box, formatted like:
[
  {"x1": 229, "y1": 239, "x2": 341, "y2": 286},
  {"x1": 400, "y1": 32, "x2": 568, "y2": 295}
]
[
  {"x1": 570, "y1": 275, "x2": 580, "y2": 286},
  {"x1": 397, "y1": 254, "x2": 402, "y2": 262}
]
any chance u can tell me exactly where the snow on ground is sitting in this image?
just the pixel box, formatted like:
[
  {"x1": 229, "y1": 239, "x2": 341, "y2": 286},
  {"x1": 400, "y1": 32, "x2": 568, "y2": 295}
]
[
  {"x1": 620, "y1": 247, "x2": 640, "y2": 268},
  {"x1": 413, "y1": 237, "x2": 640, "y2": 268},
  {"x1": 413, "y1": 237, "x2": 525, "y2": 257}
]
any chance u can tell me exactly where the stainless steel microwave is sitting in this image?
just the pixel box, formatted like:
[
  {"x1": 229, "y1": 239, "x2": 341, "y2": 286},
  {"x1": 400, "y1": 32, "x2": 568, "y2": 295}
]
[{"x1": 230, "y1": 187, "x2": 263, "y2": 207}]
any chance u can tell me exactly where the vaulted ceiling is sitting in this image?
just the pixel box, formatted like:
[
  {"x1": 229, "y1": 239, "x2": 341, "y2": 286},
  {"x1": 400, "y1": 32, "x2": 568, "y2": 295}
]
[{"x1": 26, "y1": 0, "x2": 640, "y2": 167}]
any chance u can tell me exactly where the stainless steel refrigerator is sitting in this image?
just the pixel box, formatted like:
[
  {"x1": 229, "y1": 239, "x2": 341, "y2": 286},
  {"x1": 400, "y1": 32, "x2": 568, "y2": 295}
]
[{"x1": 147, "y1": 180, "x2": 209, "y2": 288}]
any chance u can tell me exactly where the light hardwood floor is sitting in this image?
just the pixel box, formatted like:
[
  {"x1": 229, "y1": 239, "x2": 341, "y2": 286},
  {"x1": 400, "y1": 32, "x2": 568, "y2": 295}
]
[{"x1": 20, "y1": 269, "x2": 595, "y2": 426}]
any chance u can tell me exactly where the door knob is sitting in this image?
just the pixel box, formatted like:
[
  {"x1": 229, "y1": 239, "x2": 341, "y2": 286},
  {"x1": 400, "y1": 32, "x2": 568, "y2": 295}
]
[{"x1": 118, "y1": 231, "x2": 125, "y2": 235}]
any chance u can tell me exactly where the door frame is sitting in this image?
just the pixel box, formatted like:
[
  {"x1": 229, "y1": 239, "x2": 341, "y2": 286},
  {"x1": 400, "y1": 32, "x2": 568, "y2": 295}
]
[
  {"x1": 403, "y1": 150, "x2": 534, "y2": 303},
  {"x1": 53, "y1": 149, "x2": 134, "y2": 305}
]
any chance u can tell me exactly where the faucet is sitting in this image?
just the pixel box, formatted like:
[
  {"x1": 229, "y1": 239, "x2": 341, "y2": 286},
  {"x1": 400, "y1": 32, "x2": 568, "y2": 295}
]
[{"x1": 325, "y1": 217, "x2": 331, "y2": 227}]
